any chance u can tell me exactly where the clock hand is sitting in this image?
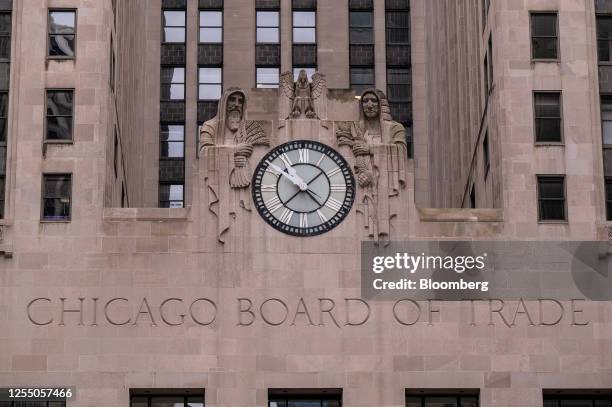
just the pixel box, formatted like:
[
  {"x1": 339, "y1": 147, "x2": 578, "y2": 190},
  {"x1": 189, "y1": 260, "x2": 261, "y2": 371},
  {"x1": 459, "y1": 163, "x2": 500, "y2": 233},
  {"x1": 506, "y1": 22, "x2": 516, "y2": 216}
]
[{"x1": 269, "y1": 162, "x2": 308, "y2": 190}]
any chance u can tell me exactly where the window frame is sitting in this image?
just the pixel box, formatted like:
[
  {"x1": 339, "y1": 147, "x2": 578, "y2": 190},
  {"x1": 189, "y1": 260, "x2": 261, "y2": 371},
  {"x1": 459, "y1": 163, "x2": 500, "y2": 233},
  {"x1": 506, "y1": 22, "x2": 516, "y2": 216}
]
[
  {"x1": 597, "y1": 14, "x2": 612, "y2": 64},
  {"x1": 198, "y1": 66, "x2": 223, "y2": 101},
  {"x1": 530, "y1": 11, "x2": 560, "y2": 62},
  {"x1": 44, "y1": 88, "x2": 75, "y2": 143},
  {"x1": 533, "y1": 90, "x2": 563, "y2": 144},
  {"x1": 256, "y1": 9, "x2": 280, "y2": 44},
  {"x1": 41, "y1": 173, "x2": 72, "y2": 223},
  {"x1": 47, "y1": 8, "x2": 77, "y2": 60},
  {"x1": 159, "y1": 123, "x2": 186, "y2": 160},
  {"x1": 199, "y1": 9, "x2": 223, "y2": 44},
  {"x1": 256, "y1": 66, "x2": 280, "y2": 88},
  {"x1": 0, "y1": 11, "x2": 12, "y2": 61},
  {"x1": 160, "y1": 66, "x2": 186, "y2": 102},
  {"x1": 161, "y1": 9, "x2": 186, "y2": 44},
  {"x1": 536, "y1": 175, "x2": 567, "y2": 223},
  {"x1": 292, "y1": 10, "x2": 317, "y2": 44},
  {"x1": 129, "y1": 394, "x2": 203, "y2": 407}
]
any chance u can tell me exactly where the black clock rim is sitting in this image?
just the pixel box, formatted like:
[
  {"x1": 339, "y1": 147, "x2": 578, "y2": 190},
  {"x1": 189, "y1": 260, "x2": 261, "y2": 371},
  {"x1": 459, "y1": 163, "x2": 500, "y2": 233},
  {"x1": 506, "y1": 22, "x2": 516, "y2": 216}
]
[{"x1": 251, "y1": 140, "x2": 356, "y2": 237}]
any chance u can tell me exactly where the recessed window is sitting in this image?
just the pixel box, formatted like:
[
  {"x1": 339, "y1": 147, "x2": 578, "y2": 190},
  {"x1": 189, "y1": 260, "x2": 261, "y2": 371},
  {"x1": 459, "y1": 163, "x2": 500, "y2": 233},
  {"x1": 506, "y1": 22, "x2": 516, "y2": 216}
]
[
  {"x1": 537, "y1": 175, "x2": 566, "y2": 221},
  {"x1": 160, "y1": 66, "x2": 185, "y2": 101},
  {"x1": 606, "y1": 178, "x2": 612, "y2": 221},
  {"x1": 0, "y1": 90, "x2": 7, "y2": 143},
  {"x1": 130, "y1": 395, "x2": 203, "y2": 407},
  {"x1": 48, "y1": 10, "x2": 76, "y2": 58},
  {"x1": 257, "y1": 11, "x2": 279, "y2": 43},
  {"x1": 407, "y1": 395, "x2": 478, "y2": 407},
  {"x1": 160, "y1": 124, "x2": 184, "y2": 159},
  {"x1": 42, "y1": 174, "x2": 72, "y2": 221},
  {"x1": 199, "y1": 67, "x2": 222, "y2": 101},
  {"x1": 293, "y1": 11, "x2": 316, "y2": 43},
  {"x1": 601, "y1": 96, "x2": 612, "y2": 145},
  {"x1": 387, "y1": 68, "x2": 411, "y2": 124},
  {"x1": 200, "y1": 10, "x2": 222, "y2": 43},
  {"x1": 257, "y1": 67, "x2": 280, "y2": 88},
  {"x1": 46, "y1": 89, "x2": 74, "y2": 141},
  {"x1": 159, "y1": 183, "x2": 184, "y2": 208},
  {"x1": 544, "y1": 392, "x2": 612, "y2": 406},
  {"x1": 598, "y1": 17, "x2": 612, "y2": 62},
  {"x1": 531, "y1": 12, "x2": 558, "y2": 60},
  {"x1": 385, "y1": 10, "x2": 410, "y2": 45},
  {"x1": 350, "y1": 11, "x2": 374, "y2": 44},
  {"x1": 162, "y1": 10, "x2": 186, "y2": 43},
  {"x1": 269, "y1": 389, "x2": 342, "y2": 407},
  {"x1": 350, "y1": 67, "x2": 374, "y2": 95},
  {"x1": 0, "y1": 12, "x2": 11, "y2": 59},
  {"x1": 534, "y1": 92, "x2": 562, "y2": 143}
]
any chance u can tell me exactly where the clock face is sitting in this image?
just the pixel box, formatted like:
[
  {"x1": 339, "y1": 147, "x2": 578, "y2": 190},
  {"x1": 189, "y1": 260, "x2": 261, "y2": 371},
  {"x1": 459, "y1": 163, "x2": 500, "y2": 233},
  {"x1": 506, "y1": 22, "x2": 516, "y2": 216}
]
[{"x1": 252, "y1": 140, "x2": 355, "y2": 237}]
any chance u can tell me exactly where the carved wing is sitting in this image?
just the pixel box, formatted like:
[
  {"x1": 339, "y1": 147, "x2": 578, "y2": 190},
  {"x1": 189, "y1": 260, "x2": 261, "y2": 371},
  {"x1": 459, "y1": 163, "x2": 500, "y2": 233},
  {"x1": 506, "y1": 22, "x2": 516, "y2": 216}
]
[
  {"x1": 279, "y1": 71, "x2": 295, "y2": 100},
  {"x1": 310, "y1": 72, "x2": 327, "y2": 99},
  {"x1": 244, "y1": 120, "x2": 270, "y2": 146}
]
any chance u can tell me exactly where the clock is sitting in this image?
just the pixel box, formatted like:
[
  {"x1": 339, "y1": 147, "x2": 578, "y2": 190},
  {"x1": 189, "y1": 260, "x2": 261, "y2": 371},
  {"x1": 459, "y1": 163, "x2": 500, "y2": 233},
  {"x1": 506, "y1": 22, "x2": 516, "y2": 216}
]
[{"x1": 252, "y1": 140, "x2": 355, "y2": 236}]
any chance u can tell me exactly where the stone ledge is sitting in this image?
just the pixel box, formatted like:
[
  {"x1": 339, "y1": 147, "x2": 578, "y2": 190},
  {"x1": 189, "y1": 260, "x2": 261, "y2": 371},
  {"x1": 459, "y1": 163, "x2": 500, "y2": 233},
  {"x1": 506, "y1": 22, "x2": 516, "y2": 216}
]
[
  {"x1": 103, "y1": 207, "x2": 191, "y2": 222},
  {"x1": 418, "y1": 208, "x2": 503, "y2": 223}
]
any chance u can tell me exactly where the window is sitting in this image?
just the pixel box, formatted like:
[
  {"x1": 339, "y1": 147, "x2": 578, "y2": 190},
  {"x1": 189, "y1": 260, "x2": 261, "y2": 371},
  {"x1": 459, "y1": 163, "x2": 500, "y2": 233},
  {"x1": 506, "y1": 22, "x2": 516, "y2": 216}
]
[
  {"x1": 46, "y1": 89, "x2": 74, "y2": 141},
  {"x1": 599, "y1": 16, "x2": 612, "y2": 62},
  {"x1": 537, "y1": 175, "x2": 566, "y2": 221},
  {"x1": 0, "y1": 90, "x2": 7, "y2": 143},
  {"x1": 162, "y1": 10, "x2": 186, "y2": 43},
  {"x1": 349, "y1": 4, "x2": 374, "y2": 94},
  {"x1": 160, "y1": 124, "x2": 185, "y2": 159},
  {"x1": 42, "y1": 174, "x2": 72, "y2": 221},
  {"x1": 350, "y1": 68, "x2": 374, "y2": 95},
  {"x1": 160, "y1": 66, "x2": 185, "y2": 101},
  {"x1": 130, "y1": 395, "x2": 203, "y2": 407},
  {"x1": 602, "y1": 96, "x2": 612, "y2": 145},
  {"x1": 483, "y1": 131, "x2": 490, "y2": 179},
  {"x1": 531, "y1": 12, "x2": 558, "y2": 60},
  {"x1": 257, "y1": 11, "x2": 279, "y2": 43},
  {"x1": 159, "y1": 183, "x2": 184, "y2": 208},
  {"x1": 269, "y1": 390, "x2": 341, "y2": 407},
  {"x1": 544, "y1": 393, "x2": 612, "y2": 406},
  {"x1": 534, "y1": 92, "x2": 562, "y2": 143},
  {"x1": 257, "y1": 67, "x2": 280, "y2": 88},
  {"x1": 607, "y1": 178, "x2": 612, "y2": 221},
  {"x1": 48, "y1": 10, "x2": 76, "y2": 58},
  {"x1": 293, "y1": 11, "x2": 316, "y2": 43},
  {"x1": 0, "y1": 91, "x2": 5, "y2": 218},
  {"x1": 407, "y1": 396, "x2": 478, "y2": 407},
  {"x1": 0, "y1": 12, "x2": 11, "y2": 59},
  {"x1": 200, "y1": 10, "x2": 222, "y2": 43},
  {"x1": 385, "y1": 9, "x2": 410, "y2": 45},
  {"x1": 199, "y1": 67, "x2": 222, "y2": 100},
  {"x1": 387, "y1": 68, "x2": 411, "y2": 124}
]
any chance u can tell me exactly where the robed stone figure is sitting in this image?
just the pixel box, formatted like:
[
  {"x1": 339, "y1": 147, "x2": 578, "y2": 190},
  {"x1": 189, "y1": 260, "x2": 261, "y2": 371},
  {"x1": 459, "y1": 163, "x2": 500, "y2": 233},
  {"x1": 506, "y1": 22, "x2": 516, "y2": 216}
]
[
  {"x1": 199, "y1": 87, "x2": 270, "y2": 243},
  {"x1": 336, "y1": 88, "x2": 407, "y2": 243}
]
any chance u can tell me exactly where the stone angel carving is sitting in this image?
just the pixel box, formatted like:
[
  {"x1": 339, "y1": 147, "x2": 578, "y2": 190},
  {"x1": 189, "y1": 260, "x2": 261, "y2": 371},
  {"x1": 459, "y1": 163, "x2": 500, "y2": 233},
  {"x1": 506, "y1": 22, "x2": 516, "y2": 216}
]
[{"x1": 280, "y1": 69, "x2": 326, "y2": 119}]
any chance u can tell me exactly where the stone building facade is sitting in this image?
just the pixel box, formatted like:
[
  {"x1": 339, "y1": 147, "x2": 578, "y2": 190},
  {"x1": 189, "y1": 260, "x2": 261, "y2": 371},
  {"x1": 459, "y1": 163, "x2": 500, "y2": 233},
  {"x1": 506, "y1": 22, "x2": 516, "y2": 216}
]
[{"x1": 1, "y1": 1, "x2": 612, "y2": 407}]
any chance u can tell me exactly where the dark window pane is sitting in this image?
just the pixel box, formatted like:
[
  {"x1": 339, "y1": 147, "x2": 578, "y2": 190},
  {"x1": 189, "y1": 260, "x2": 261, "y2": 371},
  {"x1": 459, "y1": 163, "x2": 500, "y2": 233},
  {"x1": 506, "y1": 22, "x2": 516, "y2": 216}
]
[
  {"x1": 42, "y1": 174, "x2": 71, "y2": 221},
  {"x1": 46, "y1": 116, "x2": 73, "y2": 140},
  {"x1": 598, "y1": 17, "x2": 612, "y2": 39},
  {"x1": 532, "y1": 37, "x2": 558, "y2": 59},
  {"x1": 350, "y1": 28, "x2": 373, "y2": 44},
  {"x1": 531, "y1": 13, "x2": 557, "y2": 37},
  {"x1": 538, "y1": 176, "x2": 566, "y2": 221},
  {"x1": 0, "y1": 13, "x2": 11, "y2": 34},
  {"x1": 49, "y1": 34, "x2": 75, "y2": 57},
  {"x1": 350, "y1": 67, "x2": 374, "y2": 84},
  {"x1": 0, "y1": 118, "x2": 6, "y2": 142},
  {"x1": 606, "y1": 179, "x2": 612, "y2": 220},
  {"x1": 599, "y1": 39, "x2": 611, "y2": 62},
  {"x1": 535, "y1": 118, "x2": 561, "y2": 142},
  {"x1": 0, "y1": 35, "x2": 9, "y2": 59},
  {"x1": 386, "y1": 11, "x2": 409, "y2": 28},
  {"x1": 0, "y1": 91, "x2": 7, "y2": 116},
  {"x1": 535, "y1": 93, "x2": 560, "y2": 116},
  {"x1": 47, "y1": 91, "x2": 73, "y2": 116},
  {"x1": 350, "y1": 11, "x2": 373, "y2": 27}
]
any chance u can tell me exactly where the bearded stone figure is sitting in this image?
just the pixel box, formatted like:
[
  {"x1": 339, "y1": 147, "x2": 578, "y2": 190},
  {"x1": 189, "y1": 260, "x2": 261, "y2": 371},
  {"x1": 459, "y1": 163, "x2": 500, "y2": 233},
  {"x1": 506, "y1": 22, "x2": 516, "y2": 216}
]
[
  {"x1": 199, "y1": 88, "x2": 270, "y2": 243},
  {"x1": 336, "y1": 89, "x2": 407, "y2": 243}
]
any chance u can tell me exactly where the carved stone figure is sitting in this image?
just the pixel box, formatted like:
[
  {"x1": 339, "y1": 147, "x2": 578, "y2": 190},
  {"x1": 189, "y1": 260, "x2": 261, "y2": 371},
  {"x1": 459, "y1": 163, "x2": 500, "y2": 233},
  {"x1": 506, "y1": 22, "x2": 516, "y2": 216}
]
[
  {"x1": 280, "y1": 69, "x2": 326, "y2": 119},
  {"x1": 199, "y1": 87, "x2": 270, "y2": 243},
  {"x1": 336, "y1": 88, "x2": 407, "y2": 243}
]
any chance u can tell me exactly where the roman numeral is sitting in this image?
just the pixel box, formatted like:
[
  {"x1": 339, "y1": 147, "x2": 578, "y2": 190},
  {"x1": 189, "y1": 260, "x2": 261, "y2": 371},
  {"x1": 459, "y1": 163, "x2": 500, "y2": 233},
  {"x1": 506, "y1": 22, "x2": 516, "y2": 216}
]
[
  {"x1": 299, "y1": 213, "x2": 308, "y2": 228},
  {"x1": 317, "y1": 209, "x2": 328, "y2": 223},
  {"x1": 326, "y1": 167, "x2": 341, "y2": 177},
  {"x1": 279, "y1": 208, "x2": 294, "y2": 224},
  {"x1": 261, "y1": 184, "x2": 277, "y2": 192},
  {"x1": 298, "y1": 149, "x2": 310, "y2": 163},
  {"x1": 265, "y1": 196, "x2": 283, "y2": 213},
  {"x1": 325, "y1": 197, "x2": 343, "y2": 212},
  {"x1": 330, "y1": 184, "x2": 345, "y2": 192},
  {"x1": 280, "y1": 153, "x2": 293, "y2": 169}
]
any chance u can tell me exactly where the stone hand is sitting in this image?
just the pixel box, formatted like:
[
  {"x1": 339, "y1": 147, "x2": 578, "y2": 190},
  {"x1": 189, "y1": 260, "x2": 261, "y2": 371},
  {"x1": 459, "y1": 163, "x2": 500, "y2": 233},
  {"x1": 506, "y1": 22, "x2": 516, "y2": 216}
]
[{"x1": 352, "y1": 142, "x2": 370, "y2": 156}]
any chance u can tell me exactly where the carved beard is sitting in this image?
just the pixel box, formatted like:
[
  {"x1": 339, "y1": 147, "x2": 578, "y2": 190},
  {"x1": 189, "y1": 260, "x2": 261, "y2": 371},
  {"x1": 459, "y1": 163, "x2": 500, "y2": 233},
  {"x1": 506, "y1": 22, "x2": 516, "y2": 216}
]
[{"x1": 226, "y1": 109, "x2": 242, "y2": 132}]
